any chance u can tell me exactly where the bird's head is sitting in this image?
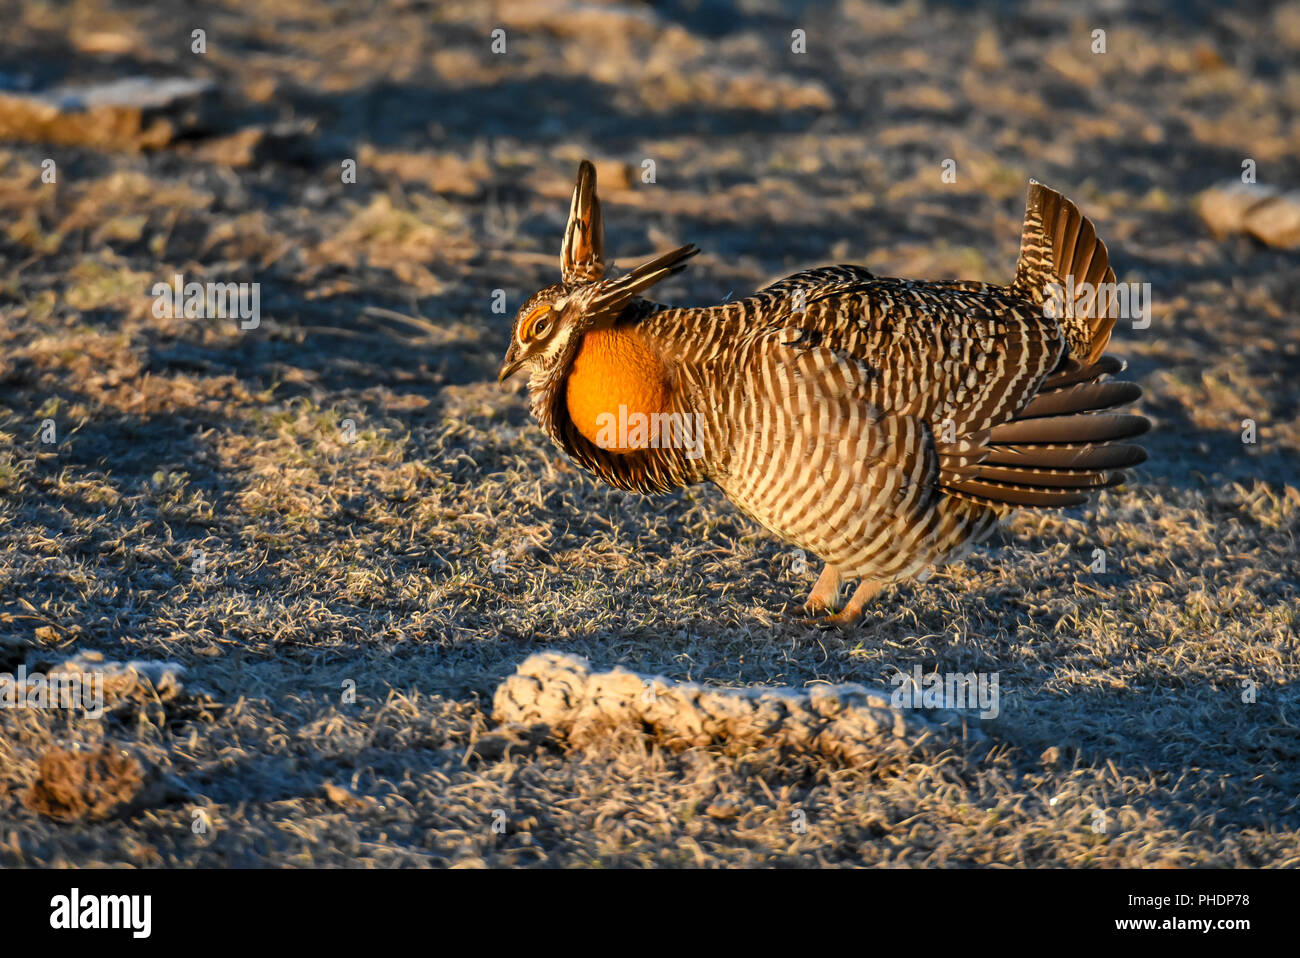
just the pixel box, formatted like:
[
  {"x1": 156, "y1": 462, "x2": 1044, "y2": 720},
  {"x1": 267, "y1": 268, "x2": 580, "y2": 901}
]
[{"x1": 497, "y1": 160, "x2": 698, "y2": 389}]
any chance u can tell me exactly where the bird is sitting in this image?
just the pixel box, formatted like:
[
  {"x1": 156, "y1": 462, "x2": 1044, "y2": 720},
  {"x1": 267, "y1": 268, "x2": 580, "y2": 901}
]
[{"x1": 498, "y1": 160, "x2": 1149, "y2": 626}]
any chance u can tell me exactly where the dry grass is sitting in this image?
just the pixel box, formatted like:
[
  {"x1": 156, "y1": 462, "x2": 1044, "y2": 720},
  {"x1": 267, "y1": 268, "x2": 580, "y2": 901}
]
[{"x1": 0, "y1": 0, "x2": 1297, "y2": 867}]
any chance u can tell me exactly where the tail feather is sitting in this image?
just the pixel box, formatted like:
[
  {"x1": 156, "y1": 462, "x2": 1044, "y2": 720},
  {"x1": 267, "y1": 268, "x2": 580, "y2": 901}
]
[
  {"x1": 1011, "y1": 181, "x2": 1118, "y2": 366},
  {"x1": 944, "y1": 478, "x2": 1091, "y2": 508},
  {"x1": 988, "y1": 412, "x2": 1149, "y2": 445},
  {"x1": 944, "y1": 188, "x2": 1152, "y2": 510},
  {"x1": 983, "y1": 442, "x2": 1147, "y2": 471},
  {"x1": 1038, "y1": 354, "x2": 1125, "y2": 391},
  {"x1": 1015, "y1": 380, "x2": 1141, "y2": 419},
  {"x1": 938, "y1": 351, "x2": 1149, "y2": 509},
  {"x1": 972, "y1": 464, "x2": 1129, "y2": 489}
]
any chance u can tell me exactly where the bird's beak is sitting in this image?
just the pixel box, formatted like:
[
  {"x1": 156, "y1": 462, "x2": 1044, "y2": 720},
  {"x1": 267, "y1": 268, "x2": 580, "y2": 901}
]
[{"x1": 497, "y1": 351, "x2": 525, "y2": 385}]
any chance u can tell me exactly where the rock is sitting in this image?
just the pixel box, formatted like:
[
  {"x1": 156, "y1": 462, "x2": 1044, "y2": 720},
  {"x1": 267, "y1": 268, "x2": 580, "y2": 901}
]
[
  {"x1": 1196, "y1": 181, "x2": 1263, "y2": 238},
  {"x1": 1243, "y1": 191, "x2": 1300, "y2": 249},
  {"x1": 1196, "y1": 181, "x2": 1300, "y2": 249},
  {"x1": 493, "y1": 651, "x2": 985, "y2": 766},
  {"x1": 0, "y1": 76, "x2": 218, "y2": 151}
]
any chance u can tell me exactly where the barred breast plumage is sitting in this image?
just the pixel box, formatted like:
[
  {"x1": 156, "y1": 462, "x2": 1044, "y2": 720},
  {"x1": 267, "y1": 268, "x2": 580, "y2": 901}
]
[{"x1": 498, "y1": 161, "x2": 1149, "y2": 625}]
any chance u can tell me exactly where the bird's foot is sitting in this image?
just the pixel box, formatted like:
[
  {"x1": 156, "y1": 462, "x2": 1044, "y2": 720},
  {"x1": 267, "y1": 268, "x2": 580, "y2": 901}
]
[
  {"x1": 798, "y1": 579, "x2": 884, "y2": 630},
  {"x1": 800, "y1": 563, "x2": 842, "y2": 617}
]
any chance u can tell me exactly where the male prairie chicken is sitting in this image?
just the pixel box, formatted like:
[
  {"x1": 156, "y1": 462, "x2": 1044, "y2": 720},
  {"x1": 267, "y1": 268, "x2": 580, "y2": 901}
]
[{"x1": 499, "y1": 161, "x2": 1149, "y2": 625}]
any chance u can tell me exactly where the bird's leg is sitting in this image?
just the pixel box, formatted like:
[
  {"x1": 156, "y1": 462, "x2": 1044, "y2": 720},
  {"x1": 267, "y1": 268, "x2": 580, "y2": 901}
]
[
  {"x1": 816, "y1": 579, "x2": 885, "y2": 628},
  {"x1": 802, "y1": 563, "x2": 842, "y2": 614}
]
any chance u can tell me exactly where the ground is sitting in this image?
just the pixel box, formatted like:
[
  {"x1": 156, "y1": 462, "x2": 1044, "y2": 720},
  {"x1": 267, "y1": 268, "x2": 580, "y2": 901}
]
[{"x1": 0, "y1": 0, "x2": 1297, "y2": 867}]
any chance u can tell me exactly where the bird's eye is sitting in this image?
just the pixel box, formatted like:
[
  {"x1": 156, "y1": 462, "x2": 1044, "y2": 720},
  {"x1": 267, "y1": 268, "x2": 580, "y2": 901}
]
[{"x1": 520, "y1": 304, "x2": 553, "y2": 343}]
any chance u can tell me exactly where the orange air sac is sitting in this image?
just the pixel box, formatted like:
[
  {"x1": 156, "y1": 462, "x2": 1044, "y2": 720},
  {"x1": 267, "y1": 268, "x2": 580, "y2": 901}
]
[{"x1": 564, "y1": 327, "x2": 671, "y2": 453}]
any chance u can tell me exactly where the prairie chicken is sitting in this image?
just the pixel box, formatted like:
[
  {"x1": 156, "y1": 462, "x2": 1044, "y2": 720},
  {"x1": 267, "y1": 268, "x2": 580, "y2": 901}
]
[{"x1": 499, "y1": 161, "x2": 1149, "y2": 625}]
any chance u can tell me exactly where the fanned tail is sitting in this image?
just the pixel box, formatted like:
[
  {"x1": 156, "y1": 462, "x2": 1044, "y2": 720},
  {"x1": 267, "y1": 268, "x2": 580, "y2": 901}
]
[
  {"x1": 940, "y1": 355, "x2": 1149, "y2": 508},
  {"x1": 1011, "y1": 181, "x2": 1118, "y2": 367},
  {"x1": 939, "y1": 181, "x2": 1148, "y2": 510}
]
